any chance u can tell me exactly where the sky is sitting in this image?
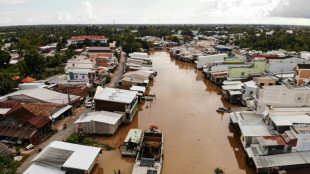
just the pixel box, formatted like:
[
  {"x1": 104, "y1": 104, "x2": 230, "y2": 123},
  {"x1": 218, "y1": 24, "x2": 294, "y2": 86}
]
[{"x1": 0, "y1": 0, "x2": 310, "y2": 26}]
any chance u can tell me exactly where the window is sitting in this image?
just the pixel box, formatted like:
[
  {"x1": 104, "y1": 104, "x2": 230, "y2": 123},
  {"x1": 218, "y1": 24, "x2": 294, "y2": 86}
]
[
  {"x1": 268, "y1": 83, "x2": 273, "y2": 86},
  {"x1": 260, "y1": 83, "x2": 264, "y2": 86},
  {"x1": 241, "y1": 72, "x2": 244, "y2": 76},
  {"x1": 297, "y1": 97, "x2": 302, "y2": 100},
  {"x1": 75, "y1": 76, "x2": 78, "y2": 78},
  {"x1": 82, "y1": 76, "x2": 85, "y2": 79},
  {"x1": 72, "y1": 63, "x2": 75, "y2": 66}
]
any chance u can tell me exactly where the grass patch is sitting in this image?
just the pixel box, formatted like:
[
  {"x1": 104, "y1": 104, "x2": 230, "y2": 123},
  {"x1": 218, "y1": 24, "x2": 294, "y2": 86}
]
[{"x1": 65, "y1": 132, "x2": 114, "y2": 151}]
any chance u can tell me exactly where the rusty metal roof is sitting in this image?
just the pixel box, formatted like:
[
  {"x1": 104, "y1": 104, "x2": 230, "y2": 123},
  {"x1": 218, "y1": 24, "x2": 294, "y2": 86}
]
[
  {"x1": 0, "y1": 124, "x2": 37, "y2": 139},
  {"x1": 28, "y1": 114, "x2": 51, "y2": 129}
]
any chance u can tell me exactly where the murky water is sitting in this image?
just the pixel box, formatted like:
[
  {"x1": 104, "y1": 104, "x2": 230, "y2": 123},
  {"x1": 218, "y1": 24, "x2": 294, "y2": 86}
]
[{"x1": 91, "y1": 51, "x2": 256, "y2": 174}]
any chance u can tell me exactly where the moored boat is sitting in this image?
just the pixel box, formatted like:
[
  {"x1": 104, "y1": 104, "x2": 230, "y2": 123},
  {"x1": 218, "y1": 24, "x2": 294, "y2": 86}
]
[
  {"x1": 132, "y1": 125, "x2": 163, "y2": 174},
  {"x1": 120, "y1": 129, "x2": 143, "y2": 157}
]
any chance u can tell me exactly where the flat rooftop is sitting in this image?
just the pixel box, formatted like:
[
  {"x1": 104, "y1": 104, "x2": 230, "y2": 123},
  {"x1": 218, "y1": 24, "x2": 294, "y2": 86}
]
[{"x1": 94, "y1": 87, "x2": 138, "y2": 104}]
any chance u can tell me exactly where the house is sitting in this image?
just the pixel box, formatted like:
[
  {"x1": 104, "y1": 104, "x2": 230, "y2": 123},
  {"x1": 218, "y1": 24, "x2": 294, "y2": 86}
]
[
  {"x1": 24, "y1": 141, "x2": 102, "y2": 174},
  {"x1": 87, "y1": 47, "x2": 114, "y2": 59},
  {"x1": 196, "y1": 53, "x2": 228, "y2": 69},
  {"x1": 227, "y1": 60, "x2": 266, "y2": 80},
  {"x1": 66, "y1": 68, "x2": 96, "y2": 82},
  {"x1": 266, "y1": 57, "x2": 310, "y2": 74},
  {"x1": 121, "y1": 77, "x2": 149, "y2": 87},
  {"x1": 123, "y1": 70, "x2": 154, "y2": 80},
  {"x1": 294, "y1": 64, "x2": 310, "y2": 86},
  {"x1": 94, "y1": 87, "x2": 138, "y2": 123},
  {"x1": 75, "y1": 111, "x2": 124, "y2": 135},
  {"x1": 0, "y1": 100, "x2": 72, "y2": 144},
  {"x1": 67, "y1": 36, "x2": 108, "y2": 45},
  {"x1": 66, "y1": 56, "x2": 94, "y2": 70},
  {"x1": 255, "y1": 85, "x2": 310, "y2": 114}
]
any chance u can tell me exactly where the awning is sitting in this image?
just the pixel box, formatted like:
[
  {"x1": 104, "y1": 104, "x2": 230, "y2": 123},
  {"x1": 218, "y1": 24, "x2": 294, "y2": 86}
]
[{"x1": 50, "y1": 105, "x2": 72, "y2": 119}]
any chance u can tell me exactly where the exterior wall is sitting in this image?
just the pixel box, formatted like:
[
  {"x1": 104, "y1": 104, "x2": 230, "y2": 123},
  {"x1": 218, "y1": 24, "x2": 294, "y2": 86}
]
[
  {"x1": 82, "y1": 120, "x2": 121, "y2": 135},
  {"x1": 88, "y1": 53, "x2": 113, "y2": 59},
  {"x1": 67, "y1": 72, "x2": 89, "y2": 82},
  {"x1": 296, "y1": 134, "x2": 310, "y2": 151},
  {"x1": 266, "y1": 58, "x2": 309, "y2": 74},
  {"x1": 255, "y1": 86, "x2": 310, "y2": 114},
  {"x1": 294, "y1": 69, "x2": 310, "y2": 86},
  {"x1": 254, "y1": 78, "x2": 276, "y2": 86},
  {"x1": 228, "y1": 61, "x2": 266, "y2": 78},
  {"x1": 94, "y1": 100, "x2": 125, "y2": 112}
]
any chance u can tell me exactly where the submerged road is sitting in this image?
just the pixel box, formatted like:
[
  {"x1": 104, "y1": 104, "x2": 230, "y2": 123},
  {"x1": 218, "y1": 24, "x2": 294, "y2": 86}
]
[{"x1": 93, "y1": 50, "x2": 256, "y2": 174}]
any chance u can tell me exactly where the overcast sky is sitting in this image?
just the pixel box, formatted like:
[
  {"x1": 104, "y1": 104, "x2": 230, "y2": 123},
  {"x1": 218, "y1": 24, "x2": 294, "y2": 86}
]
[{"x1": 0, "y1": 0, "x2": 310, "y2": 26}]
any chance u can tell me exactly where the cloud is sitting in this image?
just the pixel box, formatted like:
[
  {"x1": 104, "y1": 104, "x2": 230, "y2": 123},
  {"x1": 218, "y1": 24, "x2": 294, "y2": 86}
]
[
  {"x1": 56, "y1": 11, "x2": 72, "y2": 23},
  {"x1": 81, "y1": 1, "x2": 98, "y2": 20},
  {"x1": 0, "y1": 0, "x2": 30, "y2": 4},
  {"x1": 269, "y1": 0, "x2": 310, "y2": 18}
]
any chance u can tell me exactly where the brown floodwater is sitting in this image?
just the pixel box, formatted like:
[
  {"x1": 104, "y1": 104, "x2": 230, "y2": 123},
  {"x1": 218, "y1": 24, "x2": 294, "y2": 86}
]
[{"x1": 91, "y1": 50, "x2": 256, "y2": 174}]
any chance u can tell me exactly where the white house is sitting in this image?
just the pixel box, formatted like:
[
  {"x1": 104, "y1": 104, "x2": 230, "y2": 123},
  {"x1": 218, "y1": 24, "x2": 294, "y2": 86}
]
[{"x1": 67, "y1": 36, "x2": 108, "y2": 45}]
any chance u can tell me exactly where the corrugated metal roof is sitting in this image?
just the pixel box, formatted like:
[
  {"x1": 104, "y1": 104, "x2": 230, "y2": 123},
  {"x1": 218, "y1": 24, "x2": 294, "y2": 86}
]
[
  {"x1": 33, "y1": 141, "x2": 101, "y2": 171},
  {"x1": 0, "y1": 125, "x2": 37, "y2": 139},
  {"x1": 239, "y1": 120, "x2": 273, "y2": 137},
  {"x1": 253, "y1": 152, "x2": 309, "y2": 169},
  {"x1": 75, "y1": 111, "x2": 123, "y2": 125},
  {"x1": 270, "y1": 115, "x2": 310, "y2": 126},
  {"x1": 23, "y1": 163, "x2": 65, "y2": 174},
  {"x1": 0, "y1": 88, "x2": 80, "y2": 105},
  {"x1": 257, "y1": 136, "x2": 287, "y2": 146},
  {"x1": 28, "y1": 114, "x2": 51, "y2": 129}
]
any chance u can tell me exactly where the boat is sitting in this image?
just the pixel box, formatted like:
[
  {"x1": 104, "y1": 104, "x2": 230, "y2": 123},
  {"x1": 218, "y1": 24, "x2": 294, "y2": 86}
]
[
  {"x1": 216, "y1": 107, "x2": 232, "y2": 113},
  {"x1": 132, "y1": 125, "x2": 163, "y2": 174},
  {"x1": 119, "y1": 129, "x2": 143, "y2": 157}
]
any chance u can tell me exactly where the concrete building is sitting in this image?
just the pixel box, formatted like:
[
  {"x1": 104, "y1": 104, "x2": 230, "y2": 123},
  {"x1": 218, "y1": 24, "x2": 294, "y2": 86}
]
[
  {"x1": 266, "y1": 57, "x2": 309, "y2": 74},
  {"x1": 67, "y1": 36, "x2": 108, "y2": 45},
  {"x1": 94, "y1": 87, "x2": 138, "y2": 123},
  {"x1": 294, "y1": 64, "x2": 310, "y2": 86},
  {"x1": 196, "y1": 53, "x2": 228, "y2": 69},
  {"x1": 255, "y1": 85, "x2": 310, "y2": 114},
  {"x1": 24, "y1": 141, "x2": 102, "y2": 174},
  {"x1": 227, "y1": 60, "x2": 266, "y2": 79}
]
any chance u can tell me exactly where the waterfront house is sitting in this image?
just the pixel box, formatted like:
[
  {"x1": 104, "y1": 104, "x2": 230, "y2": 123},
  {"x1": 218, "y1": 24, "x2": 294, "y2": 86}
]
[
  {"x1": 75, "y1": 111, "x2": 124, "y2": 135},
  {"x1": 266, "y1": 57, "x2": 310, "y2": 74},
  {"x1": 94, "y1": 87, "x2": 138, "y2": 123},
  {"x1": 24, "y1": 141, "x2": 102, "y2": 174},
  {"x1": 121, "y1": 77, "x2": 149, "y2": 88},
  {"x1": 255, "y1": 85, "x2": 310, "y2": 114},
  {"x1": 196, "y1": 53, "x2": 228, "y2": 69},
  {"x1": 294, "y1": 64, "x2": 310, "y2": 86},
  {"x1": 227, "y1": 60, "x2": 266, "y2": 80}
]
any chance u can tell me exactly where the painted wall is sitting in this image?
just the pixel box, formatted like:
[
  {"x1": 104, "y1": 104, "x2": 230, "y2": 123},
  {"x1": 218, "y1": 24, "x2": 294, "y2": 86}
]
[{"x1": 228, "y1": 60, "x2": 266, "y2": 78}]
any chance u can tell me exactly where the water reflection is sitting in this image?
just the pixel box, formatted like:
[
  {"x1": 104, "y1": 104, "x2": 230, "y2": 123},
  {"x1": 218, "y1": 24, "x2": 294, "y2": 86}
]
[{"x1": 92, "y1": 50, "x2": 255, "y2": 174}]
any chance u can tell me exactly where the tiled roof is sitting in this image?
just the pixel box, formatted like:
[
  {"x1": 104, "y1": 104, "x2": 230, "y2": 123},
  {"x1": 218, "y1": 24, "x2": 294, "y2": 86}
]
[
  {"x1": 21, "y1": 76, "x2": 36, "y2": 83},
  {"x1": 68, "y1": 36, "x2": 108, "y2": 41}
]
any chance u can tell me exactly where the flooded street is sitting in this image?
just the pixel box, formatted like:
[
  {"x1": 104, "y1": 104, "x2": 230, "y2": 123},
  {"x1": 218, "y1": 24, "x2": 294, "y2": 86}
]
[{"x1": 93, "y1": 51, "x2": 256, "y2": 174}]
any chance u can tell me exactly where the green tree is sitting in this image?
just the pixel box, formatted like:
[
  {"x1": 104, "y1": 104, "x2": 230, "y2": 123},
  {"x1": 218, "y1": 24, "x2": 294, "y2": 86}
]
[
  {"x1": 19, "y1": 50, "x2": 46, "y2": 77},
  {"x1": 0, "y1": 153, "x2": 18, "y2": 174},
  {"x1": 14, "y1": 38, "x2": 33, "y2": 58},
  {"x1": 0, "y1": 50, "x2": 11, "y2": 68}
]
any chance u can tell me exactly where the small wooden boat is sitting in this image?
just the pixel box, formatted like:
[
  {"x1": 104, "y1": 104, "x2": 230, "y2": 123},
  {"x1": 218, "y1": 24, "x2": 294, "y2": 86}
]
[
  {"x1": 120, "y1": 129, "x2": 143, "y2": 157},
  {"x1": 132, "y1": 125, "x2": 163, "y2": 174},
  {"x1": 216, "y1": 107, "x2": 232, "y2": 113}
]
